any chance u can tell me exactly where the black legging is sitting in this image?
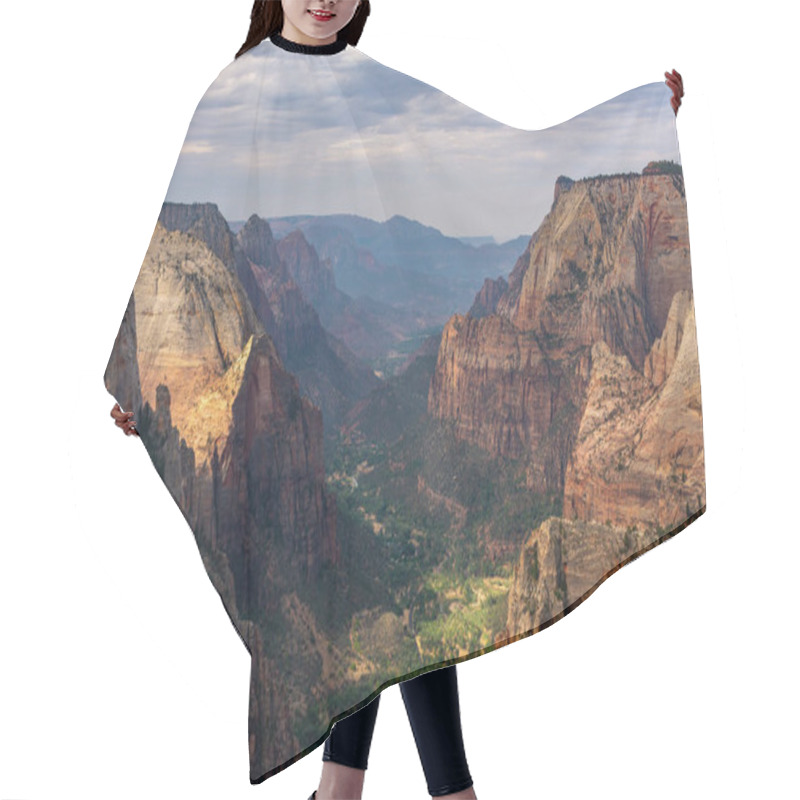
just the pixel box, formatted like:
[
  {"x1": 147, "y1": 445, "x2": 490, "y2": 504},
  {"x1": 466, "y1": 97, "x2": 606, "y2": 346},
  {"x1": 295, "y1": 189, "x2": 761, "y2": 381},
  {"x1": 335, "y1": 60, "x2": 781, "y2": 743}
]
[{"x1": 323, "y1": 664, "x2": 474, "y2": 797}]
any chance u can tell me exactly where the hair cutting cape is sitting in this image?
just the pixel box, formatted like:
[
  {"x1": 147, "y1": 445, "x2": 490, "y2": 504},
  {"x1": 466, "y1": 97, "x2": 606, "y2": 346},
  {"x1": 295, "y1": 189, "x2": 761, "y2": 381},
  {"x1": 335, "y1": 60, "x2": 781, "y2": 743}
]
[{"x1": 104, "y1": 31, "x2": 706, "y2": 784}]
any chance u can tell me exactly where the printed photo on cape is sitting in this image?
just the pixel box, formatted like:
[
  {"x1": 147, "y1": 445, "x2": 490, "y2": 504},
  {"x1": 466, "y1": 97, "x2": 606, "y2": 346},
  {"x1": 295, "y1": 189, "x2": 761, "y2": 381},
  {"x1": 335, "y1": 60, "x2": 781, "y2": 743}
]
[{"x1": 104, "y1": 31, "x2": 706, "y2": 784}]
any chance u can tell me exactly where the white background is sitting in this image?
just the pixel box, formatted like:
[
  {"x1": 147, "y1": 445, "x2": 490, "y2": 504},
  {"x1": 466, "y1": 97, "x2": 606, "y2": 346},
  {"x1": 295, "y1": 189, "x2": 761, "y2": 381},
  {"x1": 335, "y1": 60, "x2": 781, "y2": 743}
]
[{"x1": 1, "y1": 1, "x2": 796, "y2": 798}]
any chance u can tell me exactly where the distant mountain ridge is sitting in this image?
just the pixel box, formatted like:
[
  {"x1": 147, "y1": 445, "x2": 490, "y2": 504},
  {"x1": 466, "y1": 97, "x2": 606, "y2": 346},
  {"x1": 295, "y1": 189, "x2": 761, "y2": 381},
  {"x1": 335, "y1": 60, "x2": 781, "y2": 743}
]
[{"x1": 263, "y1": 212, "x2": 530, "y2": 320}]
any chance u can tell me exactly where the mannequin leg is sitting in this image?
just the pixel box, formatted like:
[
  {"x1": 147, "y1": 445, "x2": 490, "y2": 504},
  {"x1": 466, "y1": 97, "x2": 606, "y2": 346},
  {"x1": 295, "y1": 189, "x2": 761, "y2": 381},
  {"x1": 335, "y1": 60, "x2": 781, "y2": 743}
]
[
  {"x1": 400, "y1": 664, "x2": 476, "y2": 798},
  {"x1": 316, "y1": 665, "x2": 476, "y2": 799},
  {"x1": 316, "y1": 693, "x2": 381, "y2": 799},
  {"x1": 323, "y1": 692, "x2": 381, "y2": 769}
]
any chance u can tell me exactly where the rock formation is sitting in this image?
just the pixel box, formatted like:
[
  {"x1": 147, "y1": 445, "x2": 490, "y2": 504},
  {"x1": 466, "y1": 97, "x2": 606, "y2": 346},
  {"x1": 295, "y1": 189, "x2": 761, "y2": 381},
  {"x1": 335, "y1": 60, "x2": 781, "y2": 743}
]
[
  {"x1": 429, "y1": 169, "x2": 701, "y2": 507},
  {"x1": 563, "y1": 291, "x2": 705, "y2": 531},
  {"x1": 105, "y1": 214, "x2": 340, "y2": 605},
  {"x1": 157, "y1": 204, "x2": 381, "y2": 429}
]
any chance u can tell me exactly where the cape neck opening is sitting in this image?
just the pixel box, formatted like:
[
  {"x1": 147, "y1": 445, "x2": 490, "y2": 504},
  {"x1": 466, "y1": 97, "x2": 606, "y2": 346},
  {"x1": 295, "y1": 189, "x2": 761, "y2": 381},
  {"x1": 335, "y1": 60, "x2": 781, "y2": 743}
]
[{"x1": 269, "y1": 31, "x2": 348, "y2": 55}]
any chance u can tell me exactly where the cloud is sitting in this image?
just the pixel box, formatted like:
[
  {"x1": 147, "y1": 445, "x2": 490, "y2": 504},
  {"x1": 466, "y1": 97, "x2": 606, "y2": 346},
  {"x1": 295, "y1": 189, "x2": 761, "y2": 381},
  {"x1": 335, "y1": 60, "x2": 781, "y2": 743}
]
[{"x1": 165, "y1": 41, "x2": 679, "y2": 241}]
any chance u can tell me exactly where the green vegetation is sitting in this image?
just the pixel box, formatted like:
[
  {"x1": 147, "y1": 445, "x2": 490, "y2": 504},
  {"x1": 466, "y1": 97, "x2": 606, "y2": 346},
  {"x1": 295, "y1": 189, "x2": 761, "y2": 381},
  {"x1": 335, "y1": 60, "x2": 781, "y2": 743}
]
[
  {"x1": 414, "y1": 571, "x2": 510, "y2": 661},
  {"x1": 283, "y1": 402, "x2": 580, "y2": 732},
  {"x1": 580, "y1": 170, "x2": 640, "y2": 182},
  {"x1": 315, "y1": 408, "x2": 561, "y2": 656},
  {"x1": 643, "y1": 159, "x2": 683, "y2": 175}
]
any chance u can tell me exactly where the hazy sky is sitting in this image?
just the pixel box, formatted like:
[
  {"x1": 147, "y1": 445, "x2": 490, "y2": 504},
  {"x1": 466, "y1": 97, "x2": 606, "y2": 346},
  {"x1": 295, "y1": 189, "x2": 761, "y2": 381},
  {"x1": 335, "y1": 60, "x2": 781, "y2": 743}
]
[{"x1": 165, "y1": 39, "x2": 680, "y2": 243}]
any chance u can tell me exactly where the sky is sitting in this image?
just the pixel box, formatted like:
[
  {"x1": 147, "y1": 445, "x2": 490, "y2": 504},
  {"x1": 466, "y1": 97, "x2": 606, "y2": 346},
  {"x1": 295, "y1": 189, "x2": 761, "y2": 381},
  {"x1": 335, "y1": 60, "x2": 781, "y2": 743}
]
[{"x1": 164, "y1": 39, "x2": 681, "y2": 243}]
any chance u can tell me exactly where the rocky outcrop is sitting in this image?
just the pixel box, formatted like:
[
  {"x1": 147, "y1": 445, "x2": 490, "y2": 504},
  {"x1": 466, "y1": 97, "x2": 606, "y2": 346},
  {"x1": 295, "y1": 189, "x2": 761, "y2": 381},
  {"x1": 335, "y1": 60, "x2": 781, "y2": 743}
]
[
  {"x1": 468, "y1": 275, "x2": 508, "y2": 319},
  {"x1": 644, "y1": 287, "x2": 693, "y2": 387},
  {"x1": 247, "y1": 624, "x2": 298, "y2": 783},
  {"x1": 428, "y1": 169, "x2": 699, "y2": 507},
  {"x1": 127, "y1": 221, "x2": 261, "y2": 464},
  {"x1": 105, "y1": 214, "x2": 340, "y2": 614},
  {"x1": 553, "y1": 174, "x2": 575, "y2": 205},
  {"x1": 276, "y1": 228, "x2": 337, "y2": 308},
  {"x1": 275, "y1": 225, "x2": 406, "y2": 369},
  {"x1": 216, "y1": 332, "x2": 339, "y2": 609},
  {"x1": 497, "y1": 232, "x2": 536, "y2": 315},
  {"x1": 428, "y1": 310, "x2": 582, "y2": 495},
  {"x1": 237, "y1": 214, "x2": 382, "y2": 427},
  {"x1": 563, "y1": 291, "x2": 705, "y2": 531},
  {"x1": 114, "y1": 355, "x2": 317, "y2": 785},
  {"x1": 158, "y1": 201, "x2": 239, "y2": 272},
  {"x1": 103, "y1": 290, "x2": 142, "y2": 418},
  {"x1": 237, "y1": 213, "x2": 283, "y2": 276},
  {"x1": 156, "y1": 205, "x2": 381, "y2": 429},
  {"x1": 498, "y1": 172, "x2": 692, "y2": 363},
  {"x1": 501, "y1": 516, "x2": 650, "y2": 637}
]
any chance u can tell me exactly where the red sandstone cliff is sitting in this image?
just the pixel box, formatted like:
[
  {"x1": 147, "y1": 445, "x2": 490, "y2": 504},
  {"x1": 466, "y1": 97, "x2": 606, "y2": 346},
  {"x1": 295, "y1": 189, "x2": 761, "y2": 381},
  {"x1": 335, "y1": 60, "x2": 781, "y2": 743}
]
[
  {"x1": 104, "y1": 218, "x2": 339, "y2": 612},
  {"x1": 428, "y1": 170, "x2": 702, "y2": 514}
]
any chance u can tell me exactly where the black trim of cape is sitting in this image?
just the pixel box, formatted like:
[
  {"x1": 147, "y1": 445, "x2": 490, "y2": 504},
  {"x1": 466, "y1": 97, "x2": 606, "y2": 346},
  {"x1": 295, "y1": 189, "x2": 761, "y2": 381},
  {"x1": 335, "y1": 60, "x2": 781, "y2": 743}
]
[{"x1": 269, "y1": 30, "x2": 348, "y2": 55}]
